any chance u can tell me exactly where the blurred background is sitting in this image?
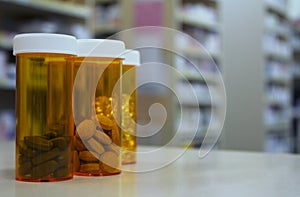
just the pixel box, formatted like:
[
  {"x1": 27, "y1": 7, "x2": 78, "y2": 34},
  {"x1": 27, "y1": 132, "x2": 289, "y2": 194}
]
[{"x1": 0, "y1": 0, "x2": 300, "y2": 154}]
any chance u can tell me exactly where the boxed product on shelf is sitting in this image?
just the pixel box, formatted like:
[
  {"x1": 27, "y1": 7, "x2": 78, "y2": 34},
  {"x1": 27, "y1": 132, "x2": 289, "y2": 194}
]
[
  {"x1": 264, "y1": 105, "x2": 292, "y2": 126},
  {"x1": 265, "y1": 133, "x2": 290, "y2": 152},
  {"x1": 265, "y1": 60, "x2": 291, "y2": 80},
  {"x1": 180, "y1": 2, "x2": 217, "y2": 26},
  {"x1": 266, "y1": 85, "x2": 291, "y2": 104},
  {"x1": 264, "y1": 32, "x2": 292, "y2": 57}
]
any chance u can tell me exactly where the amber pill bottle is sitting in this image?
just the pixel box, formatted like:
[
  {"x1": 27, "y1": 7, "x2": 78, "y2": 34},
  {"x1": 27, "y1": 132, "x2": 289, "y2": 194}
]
[
  {"x1": 121, "y1": 50, "x2": 140, "y2": 165},
  {"x1": 73, "y1": 39, "x2": 125, "y2": 176},
  {"x1": 13, "y1": 33, "x2": 77, "y2": 182}
]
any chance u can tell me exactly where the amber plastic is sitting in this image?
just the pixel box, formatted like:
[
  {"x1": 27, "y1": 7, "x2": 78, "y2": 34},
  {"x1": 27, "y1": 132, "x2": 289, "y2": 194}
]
[
  {"x1": 73, "y1": 57, "x2": 122, "y2": 176},
  {"x1": 15, "y1": 53, "x2": 75, "y2": 182},
  {"x1": 122, "y1": 64, "x2": 137, "y2": 164}
]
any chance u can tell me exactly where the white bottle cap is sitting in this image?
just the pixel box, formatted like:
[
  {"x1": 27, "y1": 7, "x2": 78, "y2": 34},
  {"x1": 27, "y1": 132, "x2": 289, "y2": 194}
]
[
  {"x1": 77, "y1": 39, "x2": 125, "y2": 58},
  {"x1": 123, "y1": 50, "x2": 140, "y2": 66},
  {"x1": 13, "y1": 33, "x2": 77, "y2": 55}
]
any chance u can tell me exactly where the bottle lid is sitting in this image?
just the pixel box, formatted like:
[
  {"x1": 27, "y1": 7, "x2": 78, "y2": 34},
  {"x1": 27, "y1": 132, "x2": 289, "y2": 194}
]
[
  {"x1": 123, "y1": 50, "x2": 140, "y2": 66},
  {"x1": 13, "y1": 33, "x2": 77, "y2": 55},
  {"x1": 77, "y1": 39, "x2": 125, "y2": 58}
]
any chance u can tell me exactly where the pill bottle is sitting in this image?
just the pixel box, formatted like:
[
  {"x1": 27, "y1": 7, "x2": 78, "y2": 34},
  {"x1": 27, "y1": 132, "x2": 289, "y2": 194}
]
[
  {"x1": 121, "y1": 50, "x2": 140, "y2": 164},
  {"x1": 13, "y1": 33, "x2": 77, "y2": 182},
  {"x1": 73, "y1": 39, "x2": 124, "y2": 176}
]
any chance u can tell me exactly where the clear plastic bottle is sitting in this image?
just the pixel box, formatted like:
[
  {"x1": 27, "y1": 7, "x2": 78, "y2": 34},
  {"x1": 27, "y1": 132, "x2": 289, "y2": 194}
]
[
  {"x1": 73, "y1": 39, "x2": 125, "y2": 176},
  {"x1": 13, "y1": 33, "x2": 77, "y2": 182},
  {"x1": 122, "y1": 50, "x2": 140, "y2": 164}
]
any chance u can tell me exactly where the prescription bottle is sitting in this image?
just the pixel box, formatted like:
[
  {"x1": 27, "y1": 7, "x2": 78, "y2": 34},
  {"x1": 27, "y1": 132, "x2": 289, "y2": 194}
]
[
  {"x1": 13, "y1": 33, "x2": 77, "y2": 182},
  {"x1": 122, "y1": 50, "x2": 140, "y2": 164},
  {"x1": 73, "y1": 39, "x2": 124, "y2": 176}
]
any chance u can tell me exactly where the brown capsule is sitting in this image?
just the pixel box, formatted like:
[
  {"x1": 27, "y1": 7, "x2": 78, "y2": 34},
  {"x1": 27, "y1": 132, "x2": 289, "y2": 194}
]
[
  {"x1": 50, "y1": 137, "x2": 67, "y2": 150},
  {"x1": 18, "y1": 161, "x2": 32, "y2": 176},
  {"x1": 19, "y1": 141, "x2": 37, "y2": 158},
  {"x1": 54, "y1": 166, "x2": 70, "y2": 178},
  {"x1": 19, "y1": 155, "x2": 30, "y2": 164},
  {"x1": 43, "y1": 131, "x2": 58, "y2": 140},
  {"x1": 32, "y1": 148, "x2": 61, "y2": 166},
  {"x1": 56, "y1": 149, "x2": 70, "y2": 168},
  {"x1": 24, "y1": 136, "x2": 53, "y2": 151},
  {"x1": 31, "y1": 160, "x2": 59, "y2": 178}
]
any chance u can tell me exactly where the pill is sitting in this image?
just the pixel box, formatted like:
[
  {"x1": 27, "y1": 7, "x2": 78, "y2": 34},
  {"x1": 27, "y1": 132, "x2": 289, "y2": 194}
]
[
  {"x1": 100, "y1": 151, "x2": 119, "y2": 173},
  {"x1": 19, "y1": 141, "x2": 37, "y2": 158},
  {"x1": 97, "y1": 115, "x2": 114, "y2": 130},
  {"x1": 104, "y1": 143, "x2": 120, "y2": 155},
  {"x1": 31, "y1": 160, "x2": 59, "y2": 178},
  {"x1": 93, "y1": 130, "x2": 112, "y2": 145},
  {"x1": 18, "y1": 161, "x2": 32, "y2": 176},
  {"x1": 74, "y1": 135, "x2": 87, "y2": 151},
  {"x1": 111, "y1": 124, "x2": 120, "y2": 146},
  {"x1": 24, "y1": 136, "x2": 53, "y2": 151},
  {"x1": 50, "y1": 137, "x2": 67, "y2": 150},
  {"x1": 32, "y1": 148, "x2": 61, "y2": 166},
  {"x1": 80, "y1": 163, "x2": 100, "y2": 172},
  {"x1": 87, "y1": 138, "x2": 105, "y2": 155},
  {"x1": 54, "y1": 166, "x2": 70, "y2": 178},
  {"x1": 79, "y1": 151, "x2": 99, "y2": 162},
  {"x1": 76, "y1": 119, "x2": 96, "y2": 140},
  {"x1": 73, "y1": 151, "x2": 80, "y2": 172},
  {"x1": 56, "y1": 149, "x2": 70, "y2": 168}
]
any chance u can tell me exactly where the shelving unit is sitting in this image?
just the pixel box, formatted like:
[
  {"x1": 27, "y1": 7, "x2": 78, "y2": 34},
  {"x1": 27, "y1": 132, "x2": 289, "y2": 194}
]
[
  {"x1": 161, "y1": 0, "x2": 223, "y2": 148},
  {"x1": 291, "y1": 22, "x2": 300, "y2": 153},
  {"x1": 221, "y1": 0, "x2": 293, "y2": 152},
  {"x1": 263, "y1": 0, "x2": 292, "y2": 152}
]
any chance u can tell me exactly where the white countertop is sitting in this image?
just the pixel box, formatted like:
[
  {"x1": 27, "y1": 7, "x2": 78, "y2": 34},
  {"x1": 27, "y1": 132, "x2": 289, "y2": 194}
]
[{"x1": 1, "y1": 140, "x2": 300, "y2": 197}]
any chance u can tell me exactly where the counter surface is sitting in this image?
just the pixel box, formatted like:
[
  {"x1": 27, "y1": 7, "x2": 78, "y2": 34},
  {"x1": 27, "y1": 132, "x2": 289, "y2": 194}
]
[{"x1": 1, "y1": 141, "x2": 300, "y2": 197}]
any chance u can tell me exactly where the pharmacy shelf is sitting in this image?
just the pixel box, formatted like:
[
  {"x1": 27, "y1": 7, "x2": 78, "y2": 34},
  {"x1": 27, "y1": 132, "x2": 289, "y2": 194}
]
[
  {"x1": 179, "y1": 70, "x2": 218, "y2": 83},
  {"x1": 265, "y1": 122, "x2": 290, "y2": 132},
  {"x1": 179, "y1": 47, "x2": 220, "y2": 60},
  {"x1": 265, "y1": 97, "x2": 290, "y2": 107},
  {"x1": 265, "y1": 26, "x2": 290, "y2": 39},
  {"x1": 0, "y1": 0, "x2": 92, "y2": 19},
  {"x1": 265, "y1": 75, "x2": 291, "y2": 85},
  {"x1": 179, "y1": 99, "x2": 218, "y2": 108},
  {"x1": 177, "y1": 15, "x2": 219, "y2": 32},
  {"x1": 163, "y1": 0, "x2": 222, "y2": 148},
  {"x1": 93, "y1": 25, "x2": 120, "y2": 35},
  {"x1": 264, "y1": 1, "x2": 287, "y2": 17},
  {"x1": 265, "y1": 51, "x2": 292, "y2": 62}
]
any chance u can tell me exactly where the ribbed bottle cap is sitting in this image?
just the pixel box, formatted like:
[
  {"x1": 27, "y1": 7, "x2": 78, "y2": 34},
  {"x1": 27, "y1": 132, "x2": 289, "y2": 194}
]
[
  {"x1": 77, "y1": 39, "x2": 125, "y2": 58},
  {"x1": 13, "y1": 33, "x2": 77, "y2": 55},
  {"x1": 123, "y1": 50, "x2": 140, "y2": 66}
]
